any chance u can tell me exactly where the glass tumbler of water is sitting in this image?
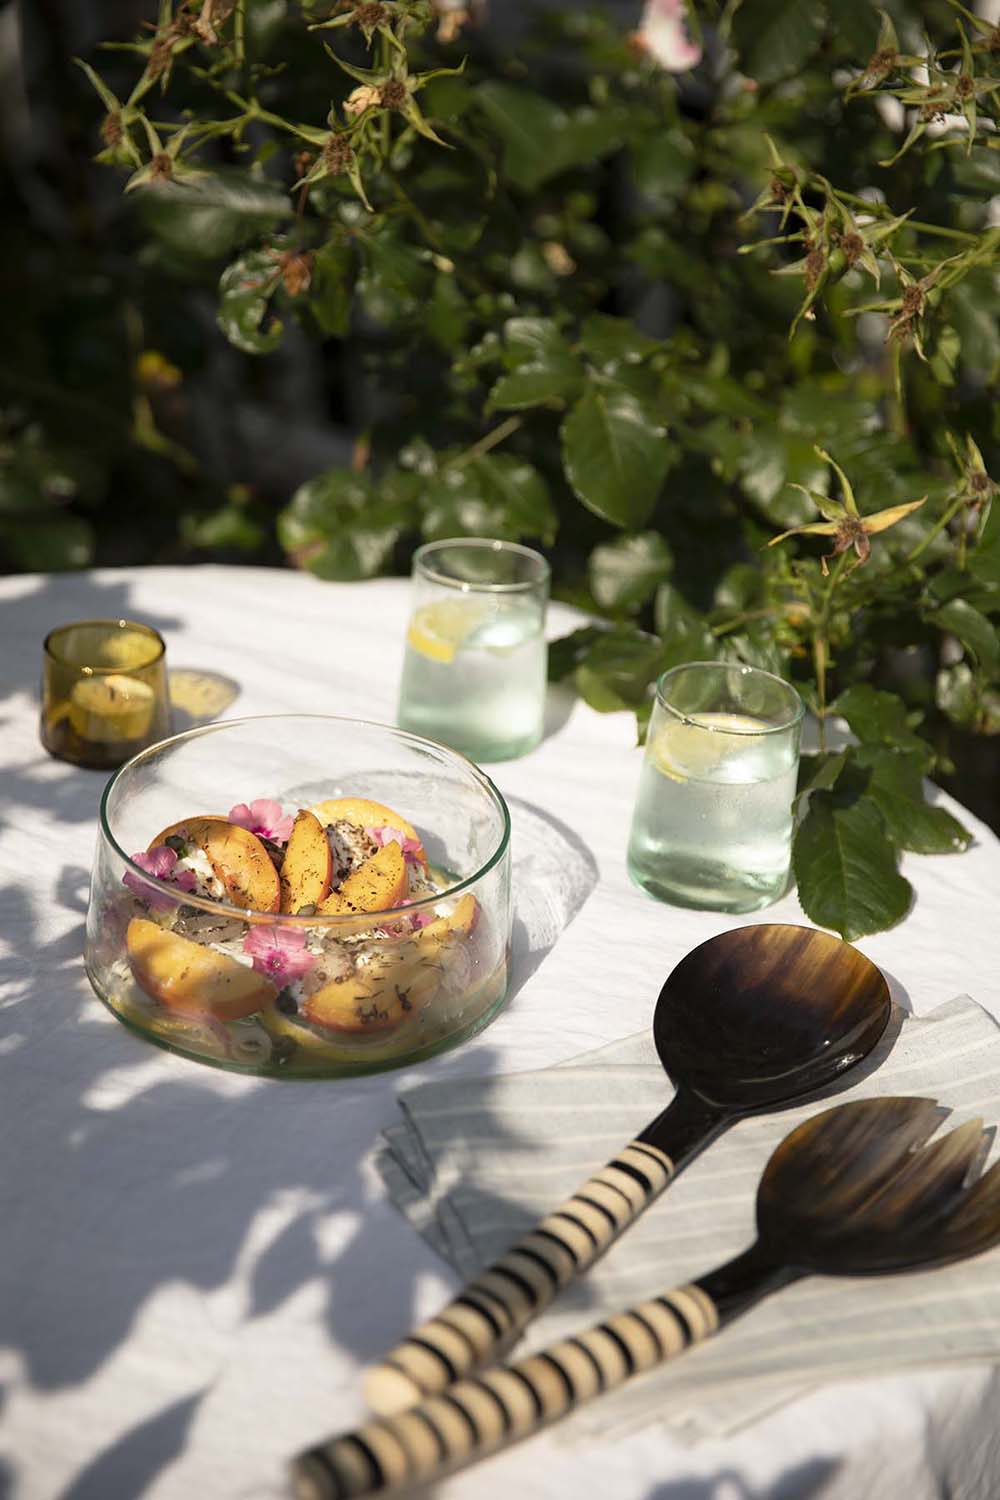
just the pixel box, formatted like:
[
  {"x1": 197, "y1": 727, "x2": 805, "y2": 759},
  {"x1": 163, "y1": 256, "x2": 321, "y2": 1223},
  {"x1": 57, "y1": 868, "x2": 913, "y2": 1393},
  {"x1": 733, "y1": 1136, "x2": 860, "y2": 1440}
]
[
  {"x1": 397, "y1": 538, "x2": 549, "y2": 763},
  {"x1": 627, "y1": 661, "x2": 804, "y2": 913}
]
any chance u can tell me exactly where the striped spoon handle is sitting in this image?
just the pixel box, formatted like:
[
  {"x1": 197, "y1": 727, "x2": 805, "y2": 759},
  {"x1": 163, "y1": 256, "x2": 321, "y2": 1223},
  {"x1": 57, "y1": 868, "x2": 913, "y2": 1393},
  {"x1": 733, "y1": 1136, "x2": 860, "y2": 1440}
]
[
  {"x1": 363, "y1": 1139, "x2": 674, "y2": 1415},
  {"x1": 293, "y1": 1282, "x2": 720, "y2": 1499}
]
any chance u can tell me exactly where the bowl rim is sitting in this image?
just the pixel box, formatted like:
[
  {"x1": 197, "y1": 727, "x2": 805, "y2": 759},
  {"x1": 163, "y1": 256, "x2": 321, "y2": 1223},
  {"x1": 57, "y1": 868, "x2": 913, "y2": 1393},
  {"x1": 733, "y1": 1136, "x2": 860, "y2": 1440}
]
[{"x1": 99, "y1": 713, "x2": 512, "y2": 925}]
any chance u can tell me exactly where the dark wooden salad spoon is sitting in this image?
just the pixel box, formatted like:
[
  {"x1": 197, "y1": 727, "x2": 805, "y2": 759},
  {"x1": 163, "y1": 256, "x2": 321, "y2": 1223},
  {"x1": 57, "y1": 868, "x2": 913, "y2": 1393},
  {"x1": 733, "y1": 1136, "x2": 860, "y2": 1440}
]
[
  {"x1": 364, "y1": 923, "x2": 891, "y2": 1413},
  {"x1": 296, "y1": 1096, "x2": 1000, "y2": 1499}
]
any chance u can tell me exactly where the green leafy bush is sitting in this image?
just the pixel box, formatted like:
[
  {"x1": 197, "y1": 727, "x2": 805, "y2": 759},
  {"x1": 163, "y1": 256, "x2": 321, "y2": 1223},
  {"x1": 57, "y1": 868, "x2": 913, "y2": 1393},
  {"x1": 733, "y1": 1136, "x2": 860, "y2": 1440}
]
[{"x1": 43, "y1": 1, "x2": 1000, "y2": 933}]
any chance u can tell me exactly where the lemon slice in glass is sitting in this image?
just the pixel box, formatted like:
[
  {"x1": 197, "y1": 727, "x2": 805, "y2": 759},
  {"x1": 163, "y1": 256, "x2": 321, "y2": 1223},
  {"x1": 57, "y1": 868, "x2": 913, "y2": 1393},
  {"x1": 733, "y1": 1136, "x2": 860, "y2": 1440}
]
[
  {"x1": 406, "y1": 599, "x2": 490, "y2": 664},
  {"x1": 650, "y1": 712, "x2": 766, "y2": 783},
  {"x1": 69, "y1": 674, "x2": 156, "y2": 742}
]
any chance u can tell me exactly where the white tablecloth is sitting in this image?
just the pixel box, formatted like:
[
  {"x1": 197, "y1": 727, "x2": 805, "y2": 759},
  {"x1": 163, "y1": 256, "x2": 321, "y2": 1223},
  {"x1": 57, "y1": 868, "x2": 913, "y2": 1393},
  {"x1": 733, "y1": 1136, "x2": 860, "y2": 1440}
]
[{"x1": 1, "y1": 565, "x2": 999, "y2": 1500}]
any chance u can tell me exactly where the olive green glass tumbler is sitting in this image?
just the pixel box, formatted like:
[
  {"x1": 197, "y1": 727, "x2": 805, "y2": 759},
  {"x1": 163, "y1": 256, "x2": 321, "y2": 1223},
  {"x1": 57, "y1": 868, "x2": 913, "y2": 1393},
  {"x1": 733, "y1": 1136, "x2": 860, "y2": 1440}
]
[
  {"x1": 41, "y1": 619, "x2": 172, "y2": 771},
  {"x1": 627, "y1": 661, "x2": 804, "y2": 913}
]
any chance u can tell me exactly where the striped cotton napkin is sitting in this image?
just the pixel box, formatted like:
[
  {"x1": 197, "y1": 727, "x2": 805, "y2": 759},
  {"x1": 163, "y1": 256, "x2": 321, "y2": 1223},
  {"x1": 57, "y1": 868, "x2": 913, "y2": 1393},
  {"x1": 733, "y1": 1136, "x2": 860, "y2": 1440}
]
[{"x1": 376, "y1": 996, "x2": 1000, "y2": 1442}]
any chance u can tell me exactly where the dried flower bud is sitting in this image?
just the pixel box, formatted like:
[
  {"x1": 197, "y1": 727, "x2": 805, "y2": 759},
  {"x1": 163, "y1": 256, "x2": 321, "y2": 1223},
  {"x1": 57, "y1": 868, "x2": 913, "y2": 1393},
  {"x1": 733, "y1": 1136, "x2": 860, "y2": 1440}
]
[
  {"x1": 353, "y1": 2, "x2": 388, "y2": 29},
  {"x1": 805, "y1": 246, "x2": 826, "y2": 290},
  {"x1": 322, "y1": 135, "x2": 355, "y2": 174},
  {"x1": 868, "y1": 48, "x2": 897, "y2": 78},
  {"x1": 344, "y1": 84, "x2": 381, "y2": 117},
  {"x1": 279, "y1": 250, "x2": 314, "y2": 298},
  {"x1": 769, "y1": 176, "x2": 791, "y2": 204},
  {"x1": 149, "y1": 152, "x2": 174, "y2": 183},
  {"x1": 378, "y1": 80, "x2": 407, "y2": 110},
  {"x1": 970, "y1": 471, "x2": 992, "y2": 497},
  {"x1": 101, "y1": 112, "x2": 123, "y2": 148},
  {"x1": 434, "y1": 3, "x2": 471, "y2": 43},
  {"x1": 146, "y1": 36, "x2": 175, "y2": 81},
  {"x1": 955, "y1": 74, "x2": 975, "y2": 101},
  {"x1": 541, "y1": 241, "x2": 576, "y2": 277},
  {"x1": 901, "y1": 284, "x2": 925, "y2": 316},
  {"x1": 839, "y1": 232, "x2": 865, "y2": 268}
]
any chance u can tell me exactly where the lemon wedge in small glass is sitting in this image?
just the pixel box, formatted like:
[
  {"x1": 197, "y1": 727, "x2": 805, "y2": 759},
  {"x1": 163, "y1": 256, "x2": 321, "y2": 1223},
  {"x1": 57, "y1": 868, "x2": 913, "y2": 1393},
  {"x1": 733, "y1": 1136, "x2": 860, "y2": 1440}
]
[
  {"x1": 69, "y1": 674, "x2": 156, "y2": 742},
  {"x1": 406, "y1": 599, "x2": 490, "y2": 665},
  {"x1": 650, "y1": 712, "x2": 767, "y2": 783}
]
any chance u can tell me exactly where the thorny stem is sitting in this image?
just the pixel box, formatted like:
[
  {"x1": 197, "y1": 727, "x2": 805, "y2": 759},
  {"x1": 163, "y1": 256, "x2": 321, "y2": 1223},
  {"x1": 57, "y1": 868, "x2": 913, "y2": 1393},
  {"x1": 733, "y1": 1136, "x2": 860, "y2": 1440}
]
[
  {"x1": 233, "y1": 0, "x2": 246, "y2": 78},
  {"x1": 904, "y1": 493, "x2": 967, "y2": 565},
  {"x1": 449, "y1": 416, "x2": 523, "y2": 468},
  {"x1": 812, "y1": 550, "x2": 852, "y2": 751},
  {"x1": 711, "y1": 607, "x2": 780, "y2": 637},
  {"x1": 832, "y1": 192, "x2": 978, "y2": 242},
  {"x1": 377, "y1": 30, "x2": 392, "y2": 158}
]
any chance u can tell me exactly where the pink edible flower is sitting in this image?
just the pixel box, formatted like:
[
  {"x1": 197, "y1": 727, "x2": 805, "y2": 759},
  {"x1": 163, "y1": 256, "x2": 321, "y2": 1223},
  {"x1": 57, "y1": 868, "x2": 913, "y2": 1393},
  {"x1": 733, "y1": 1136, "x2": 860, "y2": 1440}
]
[
  {"x1": 243, "y1": 925, "x2": 315, "y2": 984},
  {"x1": 634, "y1": 0, "x2": 702, "y2": 72},
  {"x1": 396, "y1": 897, "x2": 434, "y2": 931},
  {"x1": 366, "y1": 825, "x2": 424, "y2": 865},
  {"x1": 228, "y1": 798, "x2": 294, "y2": 844},
  {"x1": 124, "y1": 845, "x2": 197, "y2": 911}
]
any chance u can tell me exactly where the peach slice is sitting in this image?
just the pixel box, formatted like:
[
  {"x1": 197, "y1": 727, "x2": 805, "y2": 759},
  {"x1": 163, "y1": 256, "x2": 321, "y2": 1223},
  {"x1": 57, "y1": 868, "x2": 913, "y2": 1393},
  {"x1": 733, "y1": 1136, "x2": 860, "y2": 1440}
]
[
  {"x1": 279, "y1": 809, "x2": 333, "y2": 914},
  {"x1": 126, "y1": 917, "x2": 277, "y2": 1021},
  {"x1": 316, "y1": 841, "x2": 408, "y2": 917},
  {"x1": 411, "y1": 892, "x2": 478, "y2": 959},
  {"x1": 148, "y1": 816, "x2": 281, "y2": 913},
  {"x1": 303, "y1": 892, "x2": 479, "y2": 1034},
  {"x1": 310, "y1": 797, "x2": 427, "y2": 866},
  {"x1": 303, "y1": 946, "x2": 440, "y2": 1034}
]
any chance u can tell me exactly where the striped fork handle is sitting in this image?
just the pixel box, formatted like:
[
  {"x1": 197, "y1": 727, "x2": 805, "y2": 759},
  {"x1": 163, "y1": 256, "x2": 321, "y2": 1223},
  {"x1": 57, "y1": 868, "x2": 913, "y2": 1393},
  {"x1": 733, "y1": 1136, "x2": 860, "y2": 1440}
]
[
  {"x1": 363, "y1": 1140, "x2": 674, "y2": 1416},
  {"x1": 293, "y1": 1281, "x2": 718, "y2": 1499}
]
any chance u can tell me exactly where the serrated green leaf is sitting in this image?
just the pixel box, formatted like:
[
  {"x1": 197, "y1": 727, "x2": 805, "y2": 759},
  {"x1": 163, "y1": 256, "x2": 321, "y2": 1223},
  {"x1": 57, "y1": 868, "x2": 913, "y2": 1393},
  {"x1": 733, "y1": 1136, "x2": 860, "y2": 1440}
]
[
  {"x1": 852, "y1": 745, "x2": 972, "y2": 855},
  {"x1": 217, "y1": 251, "x2": 283, "y2": 355},
  {"x1": 793, "y1": 790, "x2": 912, "y2": 940},
  {"x1": 929, "y1": 599, "x2": 999, "y2": 672},
  {"x1": 572, "y1": 629, "x2": 663, "y2": 714},
  {"x1": 732, "y1": 0, "x2": 827, "y2": 86},
  {"x1": 833, "y1": 683, "x2": 929, "y2": 757},
  {"x1": 311, "y1": 242, "x2": 354, "y2": 337},
  {"x1": 489, "y1": 354, "x2": 583, "y2": 410},
  {"x1": 795, "y1": 750, "x2": 848, "y2": 811},
  {"x1": 476, "y1": 83, "x2": 568, "y2": 191},
  {"x1": 278, "y1": 468, "x2": 408, "y2": 580},
  {"x1": 653, "y1": 583, "x2": 718, "y2": 665},
  {"x1": 578, "y1": 315, "x2": 663, "y2": 371},
  {"x1": 547, "y1": 625, "x2": 607, "y2": 682},
  {"x1": 589, "y1": 532, "x2": 673, "y2": 613},
  {"x1": 561, "y1": 383, "x2": 670, "y2": 529},
  {"x1": 476, "y1": 84, "x2": 628, "y2": 192},
  {"x1": 421, "y1": 453, "x2": 556, "y2": 545},
  {"x1": 0, "y1": 515, "x2": 95, "y2": 571},
  {"x1": 425, "y1": 273, "x2": 470, "y2": 351},
  {"x1": 503, "y1": 317, "x2": 567, "y2": 362},
  {"x1": 142, "y1": 170, "x2": 290, "y2": 262}
]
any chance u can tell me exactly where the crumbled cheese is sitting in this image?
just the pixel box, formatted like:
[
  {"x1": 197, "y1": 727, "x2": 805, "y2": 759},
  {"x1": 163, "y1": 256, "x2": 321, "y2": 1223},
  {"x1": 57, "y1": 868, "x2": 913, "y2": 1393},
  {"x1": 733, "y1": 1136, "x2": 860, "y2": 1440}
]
[
  {"x1": 325, "y1": 819, "x2": 378, "y2": 886},
  {"x1": 175, "y1": 846, "x2": 225, "y2": 900}
]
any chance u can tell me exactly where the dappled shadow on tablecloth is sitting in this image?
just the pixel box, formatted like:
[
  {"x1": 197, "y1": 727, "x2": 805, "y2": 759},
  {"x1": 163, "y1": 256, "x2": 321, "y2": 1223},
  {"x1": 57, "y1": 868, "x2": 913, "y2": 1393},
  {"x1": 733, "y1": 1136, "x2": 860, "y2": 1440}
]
[{"x1": 0, "y1": 688, "x2": 591, "y2": 1495}]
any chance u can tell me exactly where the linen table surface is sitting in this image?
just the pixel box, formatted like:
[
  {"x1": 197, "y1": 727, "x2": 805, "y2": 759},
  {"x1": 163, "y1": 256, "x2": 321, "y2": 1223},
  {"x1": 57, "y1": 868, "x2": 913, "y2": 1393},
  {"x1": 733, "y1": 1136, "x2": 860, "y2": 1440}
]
[{"x1": 1, "y1": 565, "x2": 999, "y2": 1500}]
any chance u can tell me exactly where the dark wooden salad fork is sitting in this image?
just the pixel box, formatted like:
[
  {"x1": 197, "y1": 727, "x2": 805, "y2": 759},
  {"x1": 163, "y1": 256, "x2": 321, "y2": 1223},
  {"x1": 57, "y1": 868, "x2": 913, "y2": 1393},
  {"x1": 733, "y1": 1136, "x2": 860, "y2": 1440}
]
[
  {"x1": 365, "y1": 924, "x2": 890, "y2": 1413},
  {"x1": 294, "y1": 1096, "x2": 1000, "y2": 1499}
]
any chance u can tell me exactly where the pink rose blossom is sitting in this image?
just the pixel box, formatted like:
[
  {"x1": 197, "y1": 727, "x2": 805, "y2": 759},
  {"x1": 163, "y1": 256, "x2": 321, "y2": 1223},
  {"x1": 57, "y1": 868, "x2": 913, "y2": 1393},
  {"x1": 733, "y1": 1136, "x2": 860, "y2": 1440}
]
[
  {"x1": 365, "y1": 825, "x2": 424, "y2": 865},
  {"x1": 123, "y1": 846, "x2": 197, "y2": 911},
  {"x1": 243, "y1": 925, "x2": 315, "y2": 984},
  {"x1": 228, "y1": 798, "x2": 294, "y2": 843},
  {"x1": 636, "y1": 0, "x2": 702, "y2": 73}
]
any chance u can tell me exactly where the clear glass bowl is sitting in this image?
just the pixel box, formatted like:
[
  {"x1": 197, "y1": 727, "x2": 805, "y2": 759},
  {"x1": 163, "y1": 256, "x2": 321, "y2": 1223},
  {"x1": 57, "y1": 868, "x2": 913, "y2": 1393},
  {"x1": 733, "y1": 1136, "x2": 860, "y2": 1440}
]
[{"x1": 85, "y1": 716, "x2": 512, "y2": 1078}]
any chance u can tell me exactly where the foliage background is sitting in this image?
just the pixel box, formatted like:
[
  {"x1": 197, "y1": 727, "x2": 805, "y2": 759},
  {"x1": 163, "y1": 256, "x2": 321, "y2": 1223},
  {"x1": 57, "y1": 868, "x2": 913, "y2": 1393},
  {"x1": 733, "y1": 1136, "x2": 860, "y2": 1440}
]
[{"x1": 2, "y1": 0, "x2": 998, "y2": 889}]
